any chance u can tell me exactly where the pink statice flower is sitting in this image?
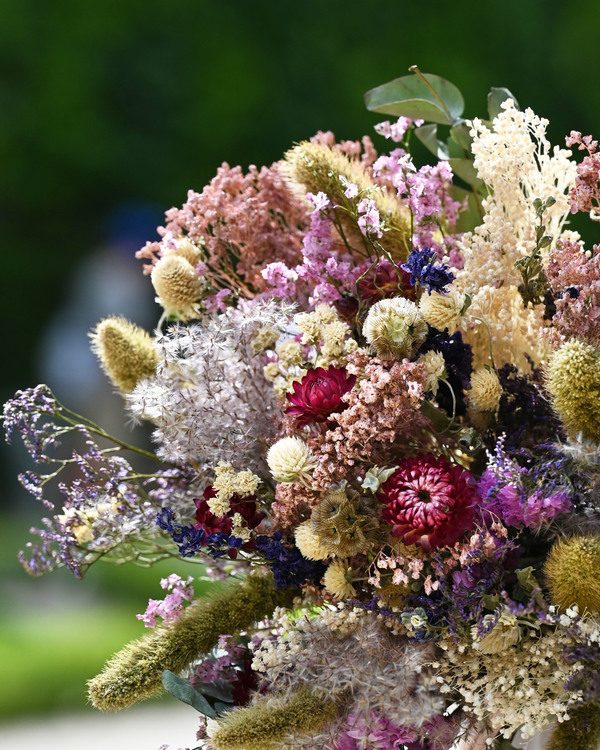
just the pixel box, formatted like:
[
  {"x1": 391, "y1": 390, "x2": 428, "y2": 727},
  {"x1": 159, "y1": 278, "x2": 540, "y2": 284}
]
[
  {"x1": 378, "y1": 454, "x2": 480, "y2": 551},
  {"x1": 375, "y1": 116, "x2": 424, "y2": 142},
  {"x1": 136, "y1": 574, "x2": 194, "y2": 628},
  {"x1": 357, "y1": 197, "x2": 384, "y2": 238},
  {"x1": 565, "y1": 130, "x2": 600, "y2": 218}
]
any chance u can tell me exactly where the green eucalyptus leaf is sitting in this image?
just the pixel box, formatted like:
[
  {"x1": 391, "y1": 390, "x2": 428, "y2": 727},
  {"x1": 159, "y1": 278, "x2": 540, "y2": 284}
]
[
  {"x1": 449, "y1": 121, "x2": 473, "y2": 151},
  {"x1": 516, "y1": 566, "x2": 540, "y2": 593},
  {"x1": 448, "y1": 157, "x2": 485, "y2": 190},
  {"x1": 162, "y1": 670, "x2": 217, "y2": 718},
  {"x1": 196, "y1": 680, "x2": 234, "y2": 703},
  {"x1": 448, "y1": 186, "x2": 483, "y2": 233},
  {"x1": 487, "y1": 87, "x2": 520, "y2": 120},
  {"x1": 415, "y1": 124, "x2": 449, "y2": 159},
  {"x1": 365, "y1": 73, "x2": 464, "y2": 125},
  {"x1": 214, "y1": 700, "x2": 234, "y2": 715}
]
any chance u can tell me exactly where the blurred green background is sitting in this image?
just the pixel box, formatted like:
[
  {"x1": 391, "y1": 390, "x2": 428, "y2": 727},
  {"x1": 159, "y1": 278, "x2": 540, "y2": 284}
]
[{"x1": 2, "y1": 0, "x2": 600, "y2": 720}]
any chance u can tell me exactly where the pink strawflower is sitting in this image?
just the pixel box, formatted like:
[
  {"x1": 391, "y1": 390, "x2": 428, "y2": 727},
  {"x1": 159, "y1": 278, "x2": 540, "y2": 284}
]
[
  {"x1": 378, "y1": 454, "x2": 480, "y2": 551},
  {"x1": 286, "y1": 366, "x2": 356, "y2": 428}
]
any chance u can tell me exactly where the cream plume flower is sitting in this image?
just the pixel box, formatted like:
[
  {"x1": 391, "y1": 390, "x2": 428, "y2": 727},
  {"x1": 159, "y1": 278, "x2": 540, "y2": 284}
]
[
  {"x1": 323, "y1": 559, "x2": 356, "y2": 599},
  {"x1": 419, "y1": 290, "x2": 467, "y2": 335},
  {"x1": 294, "y1": 521, "x2": 329, "y2": 561},
  {"x1": 266, "y1": 437, "x2": 315, "y2": 484}
]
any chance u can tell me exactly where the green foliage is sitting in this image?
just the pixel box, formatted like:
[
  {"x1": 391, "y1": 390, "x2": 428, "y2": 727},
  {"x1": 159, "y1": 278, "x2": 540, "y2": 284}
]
[{"x1": 162, "y1": 669, "x2": 217, "y2": 718}]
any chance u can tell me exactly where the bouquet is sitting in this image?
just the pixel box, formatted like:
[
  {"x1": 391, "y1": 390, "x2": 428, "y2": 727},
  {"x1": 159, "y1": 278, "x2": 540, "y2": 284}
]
[{"x1": 6, "y1": 67, "x2": 600, "y2": 749}]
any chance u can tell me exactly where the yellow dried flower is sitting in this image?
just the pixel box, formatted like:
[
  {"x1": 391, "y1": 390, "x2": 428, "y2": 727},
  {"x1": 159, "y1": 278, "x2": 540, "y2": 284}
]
[
  {"x1": 151, "y1": 255, "x2": 203, "y2": 319},
  {"x1": 294, "y1": 520, "x2": 330, "y2": 561},
  {"x1": 472, "y1": 611, "x2": 521, "y2": 654},
  {"x1": 314, "y1": 303, "x2": 339, "y2": 325},
  {"x1": 294, "y1": 310, "x2": 323, "y2": 345},
  {"x1": 544, "y1": 535, "x2": 600, "y2": 613},
  {"x1": 90, "y1": 316, "x2": 159, "y2": 393},
  {"x1": 275, "y1": 340, "x2": 303, "y2": 365},
  {"x1": 266, "y1": 437, "x2": 315, "y2": 484},
  {"x1": 545, "y1": 338, "x2": 600, "y2": 441},
  {"x1": 362, "y1": 297, "x2": 427, "y2": 359},
  {"x1": 323, "y1": 559, "x2": 356, "y2": 599},
  {"x1": 285, "y1": 141, "x2": 411, "y2": 261},
  {"x1": 252, "y1": 326, "x2": 279, "y2": 354},
  {"x1": 263, "y1": 362, "x2": 281, "y2": 381},
  {"x1": 210, "y1": 687, "x2": 337, "y2": 750},
  {"x1": 419, "y1": 290, "x2": 466, "y2": 335},
  {"x1": 468, "y1": 367, "x2": 503, "y2": 413}
]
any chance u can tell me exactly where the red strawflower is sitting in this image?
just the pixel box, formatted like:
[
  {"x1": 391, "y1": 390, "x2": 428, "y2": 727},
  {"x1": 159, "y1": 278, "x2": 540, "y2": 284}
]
[
  {"x1": 378, "y1": 454, "x2": 480, "y2": 551},
  {"x1": 285, "y1": 365, "x2": 356, "y2": 427}
]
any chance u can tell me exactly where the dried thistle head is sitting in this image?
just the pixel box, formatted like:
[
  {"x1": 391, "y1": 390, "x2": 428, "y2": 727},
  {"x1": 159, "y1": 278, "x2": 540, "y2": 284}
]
[
  {"x1": 310, "y1": 488, "x2": 380, "y2": 558},
  {"x1": 362, "y1": 297, "x2": 428, "y2": 360},
  {"x1": 151, "y1": 254, "x2": 205, "y2": 319},
  {"x1": 90, "y1": 316, "x2": 159, "y2": 393},
  {"x1": 544, "y1": 534, "x2": 600, "y2": 613},
  {"x1": 545, "y1": 338, "x2": 600, "y2": 442}
]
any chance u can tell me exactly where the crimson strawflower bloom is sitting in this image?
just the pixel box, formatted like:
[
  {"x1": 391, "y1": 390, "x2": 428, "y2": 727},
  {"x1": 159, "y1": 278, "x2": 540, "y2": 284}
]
[
  {"x1": 378, "y1": 454, "x2": 480, "y2": 551},
  {"x1": 285, "y1": 366, "x2": 356, "y2": 427}
]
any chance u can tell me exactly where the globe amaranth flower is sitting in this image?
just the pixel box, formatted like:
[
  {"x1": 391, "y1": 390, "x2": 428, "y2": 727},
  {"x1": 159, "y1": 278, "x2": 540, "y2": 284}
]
[
  {"x1": 285, "y1": 365, "x2": 356, "y2": 427},
  {"x1": 401, "y1": 248, "x2": 455, "y2": 294},
  {"x1": 378, "y1": 454, "x2": 480, "y2": 551}
]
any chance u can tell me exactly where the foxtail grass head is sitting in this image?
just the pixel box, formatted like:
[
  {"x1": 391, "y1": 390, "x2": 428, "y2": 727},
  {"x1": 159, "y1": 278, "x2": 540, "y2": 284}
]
[
  {"x1": 544, "y1": 535, "x2": 600, "y2": 613},
  {"x1": 545, "y1": 338, "x2": 600, "y2": 442},
  {"x1": 151, "y1": 254, "x2": 204, "y2": 320},
  {"x1": 90, "y1": 316, "x2": 158, "y2": 393}
]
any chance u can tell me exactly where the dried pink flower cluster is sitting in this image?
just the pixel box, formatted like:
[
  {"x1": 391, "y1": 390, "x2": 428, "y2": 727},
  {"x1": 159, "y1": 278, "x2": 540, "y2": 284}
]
[
  {"x1": 566, "y1": 131, "x2": 600, "y2": 218},
  {"x1": 547, "y1": 237, "x2": 600, "y2": 345},
  {"x1": 311, "y1": 350, "x2": 429, "y2": 487},
  {"x1": 136, "y1": 162, "x2": 309, "y2": 298}
]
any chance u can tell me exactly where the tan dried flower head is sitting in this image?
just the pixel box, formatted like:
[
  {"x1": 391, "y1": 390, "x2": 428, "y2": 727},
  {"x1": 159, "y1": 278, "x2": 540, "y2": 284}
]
[
  {"x1": 545, "y1": 338, "x2": 600, "y2": 441},
  {"x1": 419, "y1": 290, "x2": 466, "y2": 335},
  {"x1": 294, "y1": 520, "x2": 330, "y2": 561},
  {"x1": 417, "y1": 350, "x2": 446, "y2": 395},
  {"x1": 90, "y1": 316, "x2": 159, "y2": 393},
  {"x1": 544, "y1": 535, "x2": 600, "y2": 613},
  {"x1": 171, "y1": 237, "x2": 202, "y2": 267},
  {"x1": 151, "y1": 255, "x2": 204, "y2": 319},
  {"x1": 275, "y1": 339, "x2": 304, "y2": 365},
  {"x1": 472, "y1": 611, "x2": 521, "y2": 654},
  {"x1": 323, "y1": 559, "x2": 356, "y2": 599},
  {"x1": 362, "y1": 297, "x2": 428, "y2": 359},
  {"x1": 468, "y1": 367, "x2": 503, "y2": 413},
  {"x1": 266, "y1": 436, "x2": 315, "y2": 484},
  {"x1": 251, "y1": 325, "x2": 279, "y2": 354},
  {"x1": 310, "y1": 489, "x2": 379, "y2": 558}
]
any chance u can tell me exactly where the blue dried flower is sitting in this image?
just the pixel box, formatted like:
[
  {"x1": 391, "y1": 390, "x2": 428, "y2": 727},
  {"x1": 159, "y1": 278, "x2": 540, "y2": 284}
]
[{"x1": 401, "y1": 248, "x2": 455, "y2": 294}]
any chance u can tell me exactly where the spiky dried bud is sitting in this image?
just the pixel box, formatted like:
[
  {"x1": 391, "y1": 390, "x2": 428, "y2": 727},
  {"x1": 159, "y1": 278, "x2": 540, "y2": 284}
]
[
  {"x1": 89, "y1": 316, "x2": 159, "y2": 393},
  {"x1": 545, "y1": 338, "x2": 600, "y2": 441},
  {"x1": 362, "y1": 297, "x2": 428, "y2": 360},
  {"x1": 546, "y1": 703, "x2": 600, "y2": 750},
  {"x1": 151, "y1": 255, "x2": 204, "y2": 319},
  {"x1": 88, "y1": 573, "x2": 293, "y2": 711},
  {"x1": 310, "y1": 489, "x2": 379, "y2": 558},
  {"x1": 468, "y1": 367, "x2": 502, "y2": 413},
  {"x1": 266, "y1": 436, "x2": 315, "y2": 484},
  {"x1": 323, "y1": 559, "x2": 356, "y2": 599},
  {"x1": 210, "y1": 687, "x2": 337, "y2": 750},
  {"x1": 285, "y1": 141, "x2": 411, "y2": 260},
  {"x1": 171, "y1": 237, "x2": 202, "y2": 267},
  {"x1": 544, "y1": 535, "x2": 600, "y2": 613},
  {"x1": 294, "y1": 520, "x2": 330, "y2": 561}
]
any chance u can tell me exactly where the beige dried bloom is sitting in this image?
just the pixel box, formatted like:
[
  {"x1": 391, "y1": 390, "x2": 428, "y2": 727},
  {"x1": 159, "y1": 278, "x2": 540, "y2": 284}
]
[
  {"x1": 419, "y1": 290, "x2": 467, "y2": 335},
  {"x1": 465, "y1": 284, "x2": 550, "y2": 371},
  {"x1": 321, "y1": 320, "x2": 352, "y2": 359},
  {"x1": 251, "y1": 325, "x2": 279, "y2": 353},
  {"x1": 90, "y1": 316, "x2": 159, "y2": 393},
  {"x1": 314, "y1": 303, "x2": 339, "y2": 325},
  {"x1": 323, "y1": 559, "x2": 356, "y2": 599},
  {"x1": 266, "y1": 437, "x2": 315, "y2": 484},
  {"x1": 417, "y1": 350, "x2": 446, "y2": 395},
  {"x1": 363, "y1": 297, "x2": 427, "y2": 359},
  {"x1": 294, "y1": 521, "x2": 330, "y2": 561},
  {"x1": 263, "y1": 361, "x2": 282, "y2": 381},
  {"x1": 170, "y1": 237, "x2": 203, "y2": 267},
  {"x1": 469, "y1": 367, "x2": 503, "y2": 413},
  {"x1": 151, "y1": 255, "x2": 204, "y2": 319},
  {"x1": 472, "y1": 611, "x2": 522, "y2": 654},
  {"x1": 276, "y1": 339, "x2": 304, "y2": 365}
]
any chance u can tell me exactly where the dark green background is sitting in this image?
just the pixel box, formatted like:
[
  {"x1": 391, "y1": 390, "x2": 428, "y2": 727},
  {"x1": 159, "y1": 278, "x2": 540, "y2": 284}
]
[{"x1": 2, "y1": 0, "x2": 600, "y2": 501}]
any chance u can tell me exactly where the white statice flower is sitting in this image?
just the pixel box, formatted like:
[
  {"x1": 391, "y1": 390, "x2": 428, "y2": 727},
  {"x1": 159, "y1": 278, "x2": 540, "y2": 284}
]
[
  {"x1": 127, "y1": 301, "x2": 294, "y2": 479},
  {"x1": 457, "y1": 99, "x2": 577, "y2": 295},
  {"x1": 363, "y1": 297, "x2": 428, "y2": 359},
  {"x1": 267, "y1": 436, "x2": 315, "y2": 484}
]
